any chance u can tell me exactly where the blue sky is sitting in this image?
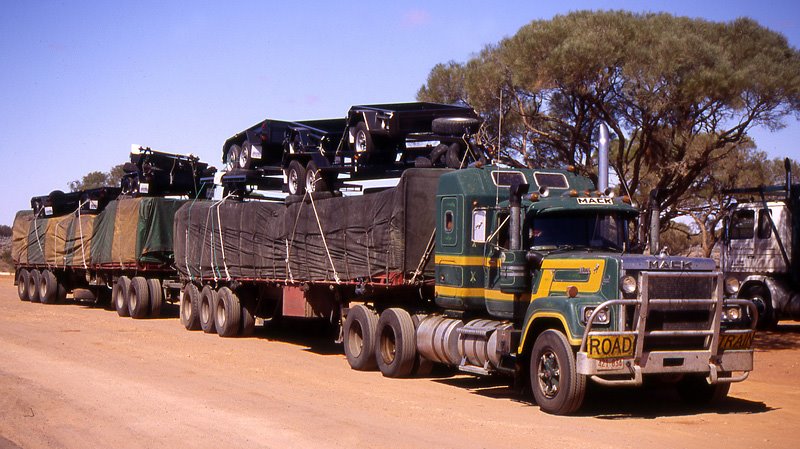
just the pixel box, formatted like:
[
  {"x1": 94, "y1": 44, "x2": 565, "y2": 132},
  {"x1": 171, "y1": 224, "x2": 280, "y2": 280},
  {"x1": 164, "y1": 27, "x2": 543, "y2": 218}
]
[{"x1": 1, "y1": 0, "x2": 799, "y2": 224}]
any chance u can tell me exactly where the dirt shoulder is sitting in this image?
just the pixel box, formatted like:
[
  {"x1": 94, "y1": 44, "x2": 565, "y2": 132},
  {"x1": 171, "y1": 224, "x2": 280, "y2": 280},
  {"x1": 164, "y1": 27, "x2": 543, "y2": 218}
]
[{"x1": 0, "y1": 277, "x2": 797, "y2": 449}]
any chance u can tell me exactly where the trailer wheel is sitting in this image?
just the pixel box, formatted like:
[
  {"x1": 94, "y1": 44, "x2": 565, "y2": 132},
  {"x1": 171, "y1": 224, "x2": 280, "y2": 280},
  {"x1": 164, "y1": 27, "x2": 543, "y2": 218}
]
[
  {"x1": 39, "y1": 269, "x2": 58, "y2": 304},
  {"x1": 17, "y1": 269, "x2": 30, "y2": 301},
  {"x1": 28, "y1": 269, "x2": 41, "y2": 303},
  {"x1": 216, "y1": 287, "x2": 242, "y2": 338},
  {"x1": 343, "y1": 304, "x2": 379, "y2": 371},
  {"x1": 742, "y1": 285, "x2": 776, "y2": 329},
  {"x1": 226, "y1": 144, "x2": 241, "y2": 171},
  {"x1": 180, "y1": 284, "x2": 201, "y2": 330},
  {"x1": 286, "y1": 160, "x2": 306, "y2": 196},
  {"x1": 375, "y1": 308, "x2": 417, "y2": 378},
  {"x1": 352, "y1": 122, "x2": 374, "y2": 155},
  {"x1": 128, "y1": 276, "x2": 150, "y2": 319},
  {"x1": 530, "y1": 329, "x2": 586, "y2": 415},
  {"x1": 114, "y1": 276, "x2": 131, "y2": 317},
  {"x1": 200, "y1": 286, "x2": 218, "y2": 334},
  {"x1": 677, "y1": 375, "x2": 731, "y2": 406},
  {"x1": 431, "y1": 117, "x2": 481, "y2": 136},
  {"x1": 239, "y1": 142, "x2": 254, "y2": 170},
  {"x1": 148, "y1": 278, "x2": 163, "y2": 318},
  {"x1": 305, "y1": 161, "x2": 331, "y2": 193}
]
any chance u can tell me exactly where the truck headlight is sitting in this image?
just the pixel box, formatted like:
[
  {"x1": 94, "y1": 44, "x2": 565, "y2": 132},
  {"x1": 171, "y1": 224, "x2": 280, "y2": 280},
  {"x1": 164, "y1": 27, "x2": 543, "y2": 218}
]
[
  {"x1": 581, "y1": 306, "x2": 610, "y2": 325},
  {"x1": 724, "y1": 277, "x2": 740, "y2": 295},
  {"x1": 620, "y1": 275, "x2": 637, "y2": 295},
  {"x1": 722, "y1": 306, "x2": 742, "y2": 322}
]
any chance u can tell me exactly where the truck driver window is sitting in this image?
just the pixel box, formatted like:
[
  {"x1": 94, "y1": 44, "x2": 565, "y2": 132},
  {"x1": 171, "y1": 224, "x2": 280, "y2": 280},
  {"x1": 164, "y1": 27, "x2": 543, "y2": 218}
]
[
  {"x1": 730, "y1": 210, "x2": 755, "y2": 240},
  {"x1": 524, "y1": 212, "x2": 628, "y2": 251},
  {"x1": 757, "y1": 209, "x2": 772, "y2": 239}
]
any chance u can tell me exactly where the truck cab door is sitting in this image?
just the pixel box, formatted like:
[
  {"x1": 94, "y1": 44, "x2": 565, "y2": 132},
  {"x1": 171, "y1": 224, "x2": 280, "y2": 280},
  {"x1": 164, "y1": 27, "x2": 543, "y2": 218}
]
[{"x1": 753, "y1": 205, "x2": 791, "y2": 272}]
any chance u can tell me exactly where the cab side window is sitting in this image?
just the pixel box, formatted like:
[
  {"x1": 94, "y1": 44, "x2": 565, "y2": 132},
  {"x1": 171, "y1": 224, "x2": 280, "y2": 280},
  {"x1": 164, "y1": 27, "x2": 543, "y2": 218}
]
[
  {"x1": 730, "y1": 210, "x2": 755, "y2": 240},
  {"x1": 757, "y1": 209, "x2": 772, "y2": 239}
]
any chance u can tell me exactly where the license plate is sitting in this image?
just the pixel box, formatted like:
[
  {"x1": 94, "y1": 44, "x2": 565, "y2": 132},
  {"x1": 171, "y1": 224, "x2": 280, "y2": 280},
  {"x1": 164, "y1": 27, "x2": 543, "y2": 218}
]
[
  {"x1": 719, "y1": 332, "x2": 754, "y2": 351},
  {"x1": 597, "y1": 358, "x2": 624, "y2": 371},
  {"x1": 587, "y1": 335, "x2": 636, "y2": 359}
]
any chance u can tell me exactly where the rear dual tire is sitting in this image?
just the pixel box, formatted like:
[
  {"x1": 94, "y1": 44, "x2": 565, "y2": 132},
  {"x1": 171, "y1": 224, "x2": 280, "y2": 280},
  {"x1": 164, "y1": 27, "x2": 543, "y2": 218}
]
[
  {"x1": 181, "y1": 284, "x2": 201, "y2": 330},
  {"x1": 17, "y1": 269, "x2": 30, "y2": 301},
  {"x1": 215, "y1": 287, "x2": 242, "y2": 337},
  {"x1": 375, "y1": 308, "x2": 417, "y2": 378}
]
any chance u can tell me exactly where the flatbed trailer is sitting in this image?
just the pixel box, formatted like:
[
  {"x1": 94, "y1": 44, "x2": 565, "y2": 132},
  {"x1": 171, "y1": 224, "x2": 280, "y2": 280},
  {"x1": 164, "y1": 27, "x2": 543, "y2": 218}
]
[{"x1": 13, "y1": 148, "x2": 216, "y2": 318}]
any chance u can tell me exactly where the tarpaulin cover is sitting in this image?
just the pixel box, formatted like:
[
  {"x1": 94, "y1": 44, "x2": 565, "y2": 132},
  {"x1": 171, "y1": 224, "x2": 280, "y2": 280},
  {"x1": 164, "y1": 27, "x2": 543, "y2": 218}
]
[
  {"x1": 11, "y1": 211, "x2": 33, "y2": 265},
  {"x1": 63, "y1": 213, "x2": 96, "y2": 267},
  {"x1": 91, "y1": 197, "x2": 186, "y2": 265},
  {"x1": 174, "y1": 168, "x2": 444, "y2": 282}
]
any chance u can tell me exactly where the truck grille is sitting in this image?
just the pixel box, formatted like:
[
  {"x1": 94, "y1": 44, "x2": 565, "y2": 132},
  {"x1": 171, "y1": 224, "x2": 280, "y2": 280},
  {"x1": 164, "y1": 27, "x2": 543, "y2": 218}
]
[
  {"x1": 647, "y1": 275, "x2": 714, "y2": 300},
  {"x1": 634, "y1": 272, "x2": 718, "y2": 352}
]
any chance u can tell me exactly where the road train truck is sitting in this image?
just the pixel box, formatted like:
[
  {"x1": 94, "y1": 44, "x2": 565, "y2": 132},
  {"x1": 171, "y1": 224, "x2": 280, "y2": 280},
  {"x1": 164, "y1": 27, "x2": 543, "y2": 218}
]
[{"x1": 175, "y1": 162, "x2": 756, "y2": 414}]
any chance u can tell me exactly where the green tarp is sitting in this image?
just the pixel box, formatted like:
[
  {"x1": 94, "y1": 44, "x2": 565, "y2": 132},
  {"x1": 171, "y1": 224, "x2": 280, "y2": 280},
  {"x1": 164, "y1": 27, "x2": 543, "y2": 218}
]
[
  {"x1": 12, "y1": 197, "x2": 185, "y2": 268},
  {"x1": 174, "y1": 169, "x2": 443, "y2": 282}
]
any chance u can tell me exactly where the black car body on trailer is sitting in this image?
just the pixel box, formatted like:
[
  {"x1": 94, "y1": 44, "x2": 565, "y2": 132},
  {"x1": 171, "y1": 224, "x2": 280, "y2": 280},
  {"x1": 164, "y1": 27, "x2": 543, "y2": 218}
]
[{"x1": 220, "y1": 102, "x2": 485, "y2": 196}]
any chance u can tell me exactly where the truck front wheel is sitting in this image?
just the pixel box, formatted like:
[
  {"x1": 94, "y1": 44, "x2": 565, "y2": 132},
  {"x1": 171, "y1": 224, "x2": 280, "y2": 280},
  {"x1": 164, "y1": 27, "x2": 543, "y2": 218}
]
[
  {"x1": 343, "y1": 304, "x2": 379, "y2": 371},
  {"x1": 530, "y1": 329, "x2": 586, "y2": 415},
  {"x1": 742, "y1": 285, "x2": 776, "y2": 329}
]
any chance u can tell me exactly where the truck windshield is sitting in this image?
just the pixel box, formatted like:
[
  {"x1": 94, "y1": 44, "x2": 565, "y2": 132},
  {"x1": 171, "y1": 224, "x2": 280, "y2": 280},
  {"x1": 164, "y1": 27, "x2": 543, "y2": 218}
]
[{"x1": 524, "y1": 212, "x2": 630, "y2": 251}]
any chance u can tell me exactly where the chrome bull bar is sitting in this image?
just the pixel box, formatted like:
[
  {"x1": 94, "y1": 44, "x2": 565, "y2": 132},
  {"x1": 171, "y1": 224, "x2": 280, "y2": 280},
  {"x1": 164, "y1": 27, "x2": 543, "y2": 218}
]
[{"x1": 576, "y1": 272, "x2": 757, "y2": 386}]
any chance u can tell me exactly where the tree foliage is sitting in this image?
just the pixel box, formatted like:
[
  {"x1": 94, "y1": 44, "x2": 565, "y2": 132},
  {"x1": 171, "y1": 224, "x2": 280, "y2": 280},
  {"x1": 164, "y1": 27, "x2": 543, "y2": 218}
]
[
  {"x1": 69, "y1": 164, "x2": 125, "y2": 192},
  {"x1": 417, "y1": 11, "x2": 800, "y2": 244}
]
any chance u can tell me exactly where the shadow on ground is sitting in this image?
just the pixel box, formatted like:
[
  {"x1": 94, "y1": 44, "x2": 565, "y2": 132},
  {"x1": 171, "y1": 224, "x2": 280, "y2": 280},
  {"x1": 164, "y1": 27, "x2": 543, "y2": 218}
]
[{"x1": 434, "y1": 375, "x2": 774, "y2": 418}]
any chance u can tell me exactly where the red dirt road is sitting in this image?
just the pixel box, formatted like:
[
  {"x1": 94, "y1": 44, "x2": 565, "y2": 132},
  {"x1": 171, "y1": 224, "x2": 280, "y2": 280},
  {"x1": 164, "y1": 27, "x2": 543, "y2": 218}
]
[{"x1": 1, "y1": 277, "x2": 798, "y2": 449}]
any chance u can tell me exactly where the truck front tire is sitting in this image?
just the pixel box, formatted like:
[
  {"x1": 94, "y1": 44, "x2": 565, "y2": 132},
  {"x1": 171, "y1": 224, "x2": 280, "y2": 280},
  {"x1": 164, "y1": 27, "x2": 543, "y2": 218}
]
[
  {"x1": 743, "y1": 285, "x2": 776, "y2": 329},
  {"x1": 375, "y1": 308, "x2": 417, "y2": 378},
  {"x1": 343, "y1": 304, "x2": 379, "y2": 371},
  {"x1": 530, "y1": 329, "x2": 586, "y2": 415}
]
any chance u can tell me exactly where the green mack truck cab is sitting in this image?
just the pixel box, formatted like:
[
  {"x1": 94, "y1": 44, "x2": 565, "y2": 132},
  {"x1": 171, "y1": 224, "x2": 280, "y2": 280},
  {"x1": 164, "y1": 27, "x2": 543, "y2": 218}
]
[{"x1": 418, "y1": 165, "x2": 756, "y2": 414}]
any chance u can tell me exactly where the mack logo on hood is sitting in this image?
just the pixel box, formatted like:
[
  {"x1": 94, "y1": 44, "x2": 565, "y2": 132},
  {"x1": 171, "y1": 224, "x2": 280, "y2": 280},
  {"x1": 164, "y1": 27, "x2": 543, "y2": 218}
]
[
  {"x1": 577, "y1": 198, "x2": 613, "y2": 205},
  {"x1": 648, "y1": 259, "x2": 693, "y2": 270}
]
